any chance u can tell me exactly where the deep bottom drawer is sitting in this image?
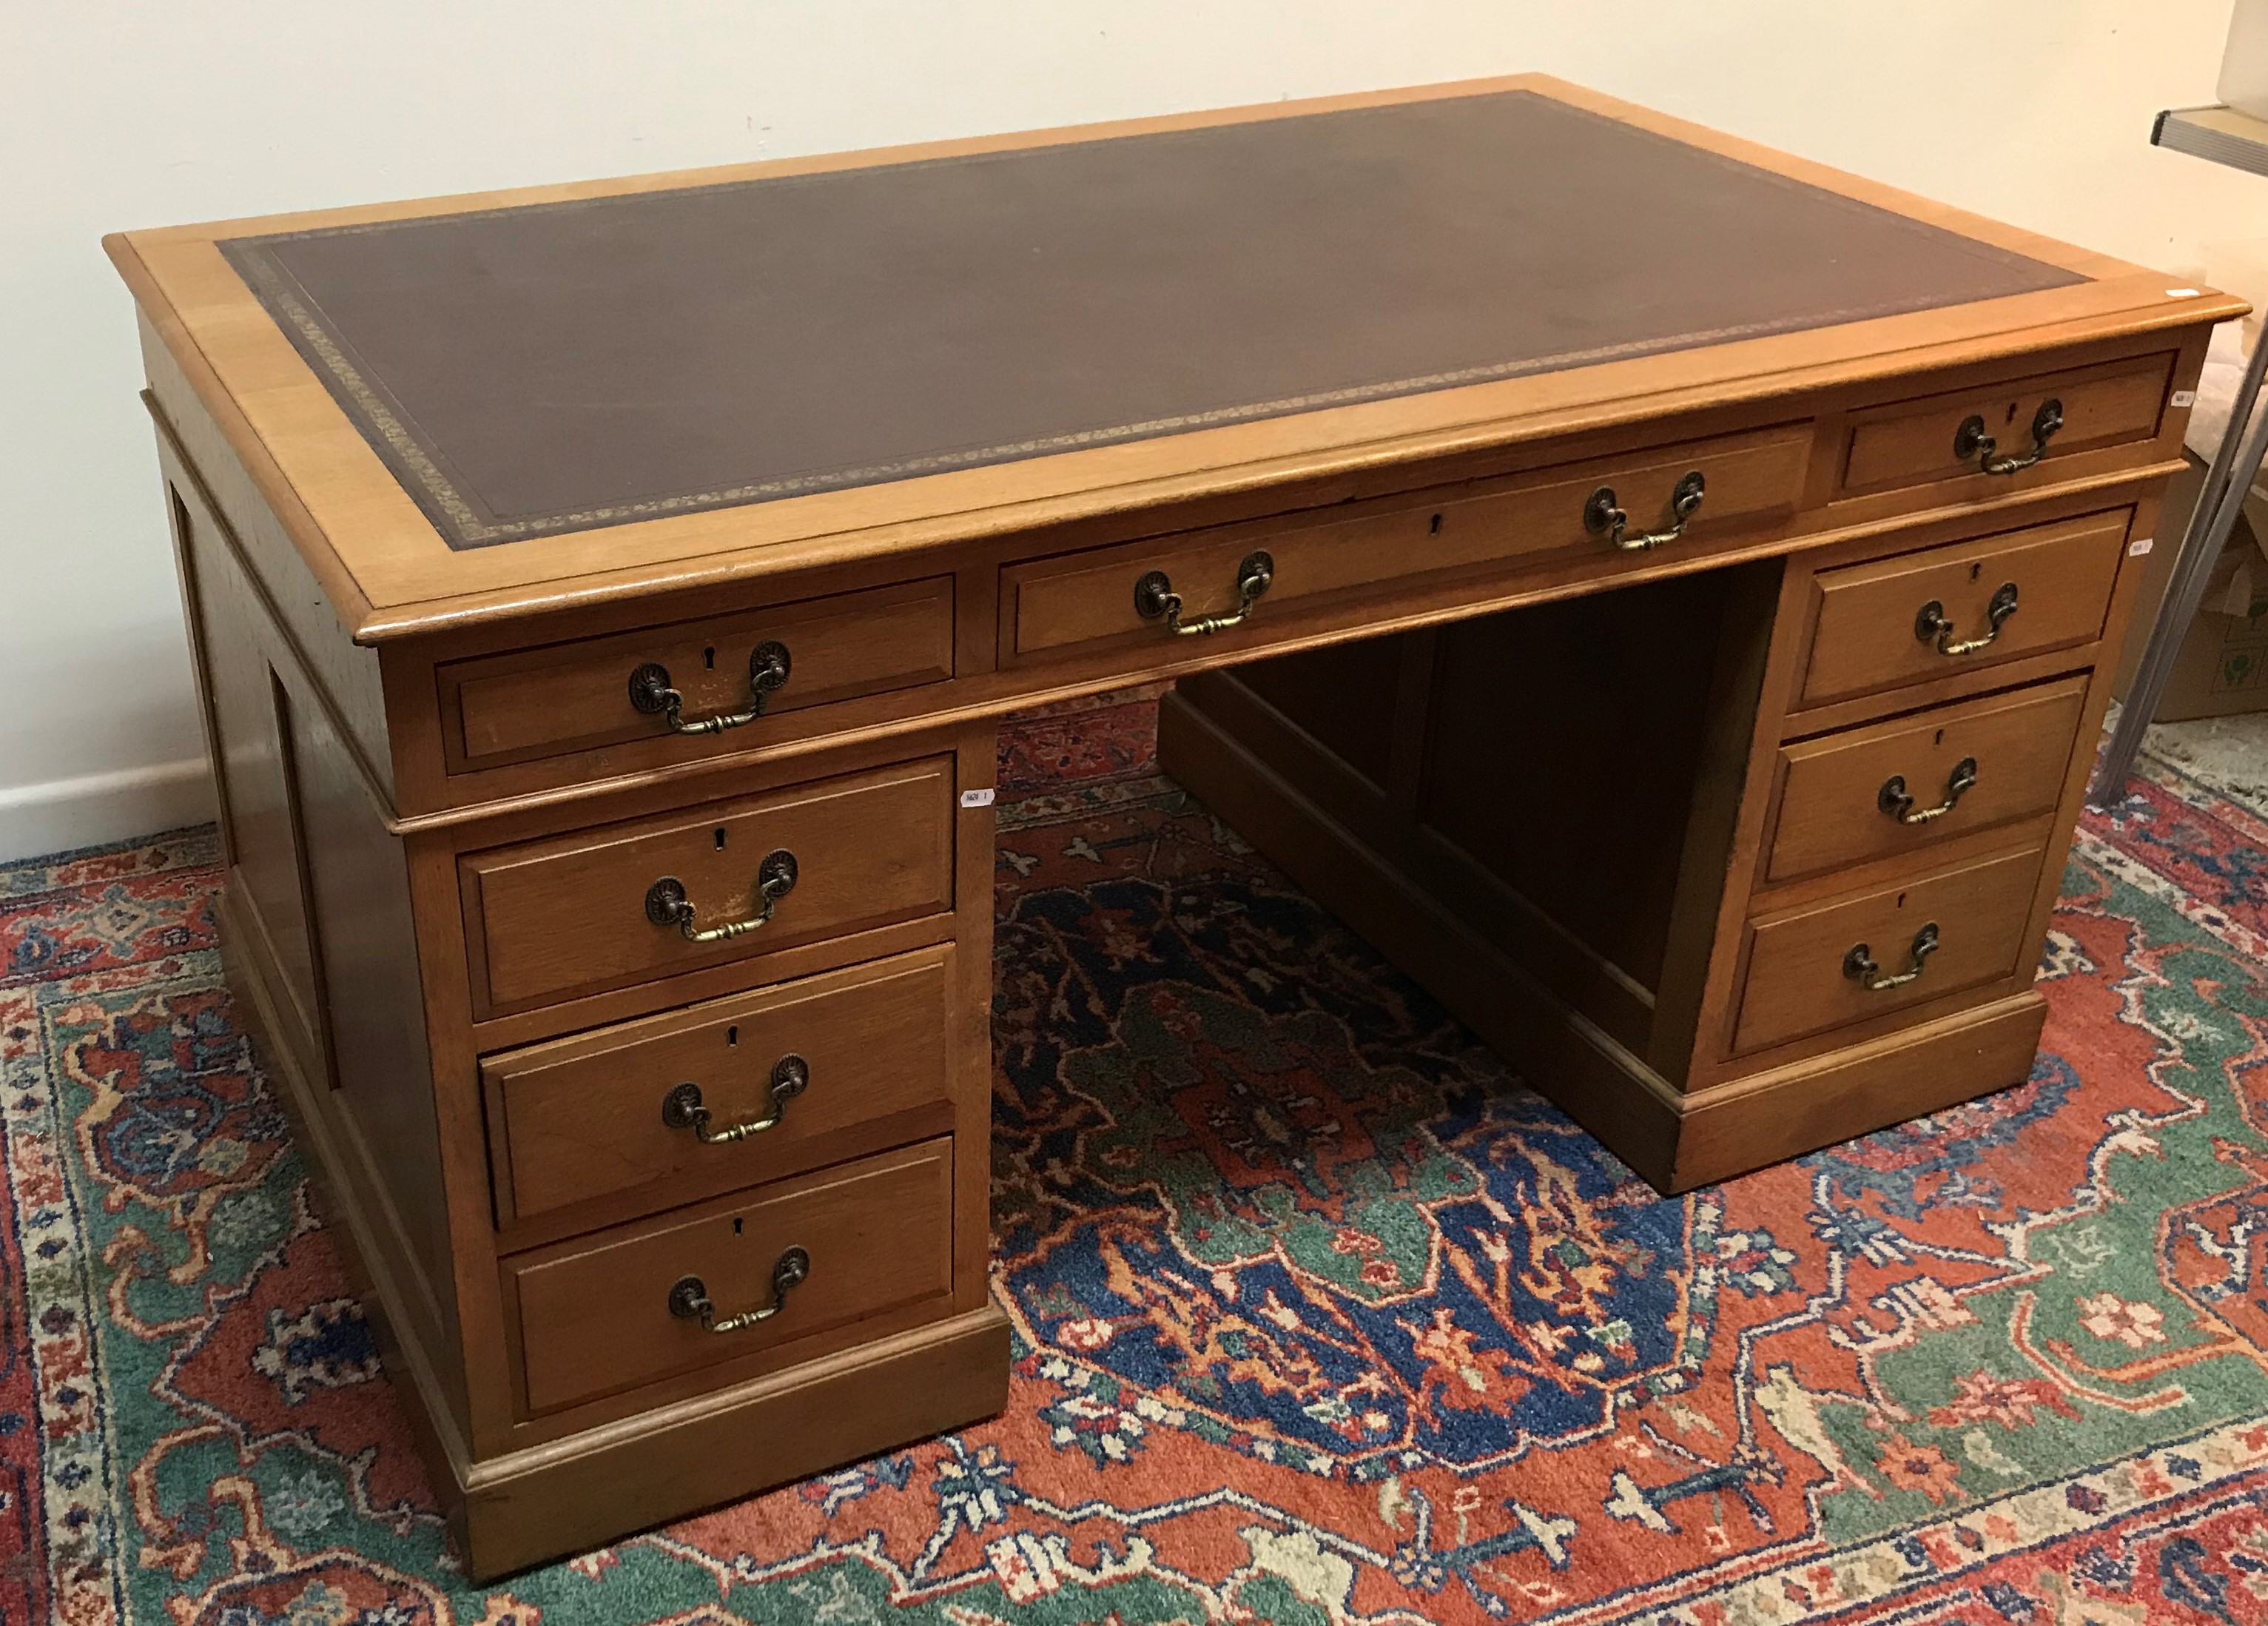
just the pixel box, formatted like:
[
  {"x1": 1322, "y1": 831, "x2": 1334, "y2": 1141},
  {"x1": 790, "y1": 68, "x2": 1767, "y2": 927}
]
[
  {"x1": 1732, "y1": 844, "x2": 2045, "y2": 1055},
  {"x1": 508, "y1": 1137, "x2": 955, "y2": 1415}
]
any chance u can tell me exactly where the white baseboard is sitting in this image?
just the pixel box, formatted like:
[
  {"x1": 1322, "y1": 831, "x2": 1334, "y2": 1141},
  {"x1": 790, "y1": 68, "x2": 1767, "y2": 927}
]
[{"x1": 0, "y1": 757, "x2": 218, "y2": 865}]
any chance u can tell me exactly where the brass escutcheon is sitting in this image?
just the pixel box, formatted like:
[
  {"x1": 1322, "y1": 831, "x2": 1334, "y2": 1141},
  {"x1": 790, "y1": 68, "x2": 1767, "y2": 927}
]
[
  {"x1": 1134, "y1": 550, "x2": 1274, "y2": 636},
  {"x1": 661, "y1": 1054, "x2": 810, "y2": 1143},
  {"x1": 1843, "y1": 921, "x2": 1942, "y2": 992},
  {"x1": 1878, "y1": 757, "x2": 1979, "y2": 825},
  {"x1": 1914, "y1": 581, "x2": 2019, "y2": 656},
  {"x1": 1954, "y1": 398, "x2": 2063, "y2": 476},
  {"x1": 1584, "y1": 469, "x2": 1705, "y2": 551},
  {"x1": 667, "y1": 1246, "x2": 810, "y2": 1336},
  {"x1": 645, "y1": 848, "x2": 799, "y2": 944},
  {"x1": 628, "y1": 639, "x2": 792, "y2": 735}
]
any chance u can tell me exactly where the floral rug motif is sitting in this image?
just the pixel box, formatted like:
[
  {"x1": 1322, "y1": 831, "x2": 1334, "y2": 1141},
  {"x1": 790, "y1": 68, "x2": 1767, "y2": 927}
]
[{"x1": 2, "y1": 698, "x2": 2267, "y2": 1624}]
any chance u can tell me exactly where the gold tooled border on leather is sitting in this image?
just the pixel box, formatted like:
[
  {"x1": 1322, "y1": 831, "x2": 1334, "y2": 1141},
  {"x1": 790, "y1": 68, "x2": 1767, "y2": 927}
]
[{"x1": 218, "y1": 92, "x2": 2084, "y2": 552}]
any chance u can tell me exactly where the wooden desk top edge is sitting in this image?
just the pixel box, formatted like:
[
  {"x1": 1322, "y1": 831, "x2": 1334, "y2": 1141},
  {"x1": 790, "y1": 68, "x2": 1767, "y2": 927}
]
[{"x1": 107, "y1": 73, "x2": 2244, "y2": 645}]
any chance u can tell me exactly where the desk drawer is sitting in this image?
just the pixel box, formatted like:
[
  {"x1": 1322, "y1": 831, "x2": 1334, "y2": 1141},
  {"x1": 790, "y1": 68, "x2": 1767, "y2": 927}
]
[
  {"x1": 1763, "y1": 676, "x2": 2089, "y2": 884},
  {"x1": 1732, "y1": 844, "x2": 2044, "y2": 1055},
  {"x1": 1794, "y1": 510, "x2": 2128, "y2": 710},
  {"x1": 508, "y1": 1137, "x2": 954, "y2": 1415},
  {"x1": 1005, "y1": 424, "x2": 1811, "y2": 661},
  {"x1": 1837, "y1": 354, "x2": 2173, "y2": 498},
  {"x1": 460, "y1": 756, "x2": 954, "y2": 1016},
  {"x1": 442, "y1": 577, "x2": 955, "y2": 771},
  {"x1": 482, "y1": 947, "x2": 955, "y2": 1226}
]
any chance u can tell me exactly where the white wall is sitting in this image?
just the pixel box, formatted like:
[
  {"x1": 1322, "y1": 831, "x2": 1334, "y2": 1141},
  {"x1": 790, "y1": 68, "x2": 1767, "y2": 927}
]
[{"x1": 2, "y1": 1, "x2": 2259, "y2": 861}]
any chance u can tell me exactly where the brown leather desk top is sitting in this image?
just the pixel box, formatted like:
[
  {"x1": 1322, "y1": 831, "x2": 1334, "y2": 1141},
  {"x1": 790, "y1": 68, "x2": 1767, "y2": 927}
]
[
  {"x1": 113, "y1": 75, "x2": 2227, "y2": 636},
  {"x1": 219, "y1": 89, "x2": 2078, "y2": 551}
]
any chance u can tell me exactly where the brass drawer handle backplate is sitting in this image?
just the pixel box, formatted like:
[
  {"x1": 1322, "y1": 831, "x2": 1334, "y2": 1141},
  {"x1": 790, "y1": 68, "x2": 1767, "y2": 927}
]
[
  {"x1": 667, "y1": 1246, "x2": 810, "y2": 1336},
  {"x1": 628, "y1": 639, "x2": 792, "y2": 735},
  {"x1": 1877, "y1": 757, "x2": 1979, "y2": 825},
  {"x1": 1843, "y1": 921, "x2": 1941, "y2": 992},
  {"x1": 645, "y1": 848, "x2": 799, "y2": 944},
  {"x1": 662, "y1": 1054, "x2": 810, "y2": 1143},
  {"x1": 1954, "y1": 398, "x2": 2063, "y2": 477},
  {"x1": 1914, "y1": 581, "x2": 2019, "y2": 656},
  {"x1": 1584, "y1": 469, "x2": 1706, "y2": 551},
  {"x1": 1134, "y1": 550, "x2": 1274, "y2": 636}
]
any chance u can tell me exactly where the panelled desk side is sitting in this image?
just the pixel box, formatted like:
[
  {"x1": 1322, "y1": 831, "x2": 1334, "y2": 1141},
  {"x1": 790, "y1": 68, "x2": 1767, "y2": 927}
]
[{"x1": 111, "y1": 75, "x2": 2238, "y2": 1576}]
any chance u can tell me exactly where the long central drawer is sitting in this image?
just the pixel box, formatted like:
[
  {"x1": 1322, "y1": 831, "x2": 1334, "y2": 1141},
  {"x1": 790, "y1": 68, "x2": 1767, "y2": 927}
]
[
  {"x1": 459, "y1": 756, "x2": 955, "y2": 1016},
  {"x1": 1003, "y1": 423, "x2": 1811, "y2": 662}
]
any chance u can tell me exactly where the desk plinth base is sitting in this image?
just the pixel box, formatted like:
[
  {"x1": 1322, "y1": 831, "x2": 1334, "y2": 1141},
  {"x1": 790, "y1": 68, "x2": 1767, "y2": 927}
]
[
  {"x1": 448, "y1": 1308, "x2": 1011, "y2": 1578},
  {"x1": 1157, "y1": 689, "x2": 2046, "y2": 1192},
  {"x1": 217, "y1": 877, "x2": 1011, "y2": 1580}
]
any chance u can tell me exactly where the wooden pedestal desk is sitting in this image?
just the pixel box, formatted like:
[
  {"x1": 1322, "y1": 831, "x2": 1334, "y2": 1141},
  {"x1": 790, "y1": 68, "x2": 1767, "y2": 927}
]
[{"x1": 106, "y1": 75, "x2": 2236, "y2": 1576}]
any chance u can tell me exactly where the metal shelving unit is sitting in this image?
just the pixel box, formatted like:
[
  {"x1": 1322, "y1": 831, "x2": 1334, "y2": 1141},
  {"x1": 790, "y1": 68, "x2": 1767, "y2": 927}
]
[{"x1": 2090, "y1": 103, "x2": 2268, "y2": 802}]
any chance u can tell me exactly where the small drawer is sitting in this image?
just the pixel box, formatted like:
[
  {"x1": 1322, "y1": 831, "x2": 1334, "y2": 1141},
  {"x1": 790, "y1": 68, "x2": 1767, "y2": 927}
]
[
  {"x1": 507, "y1": 1137, "x2": 954, "y2": 1415},
  {"x1": 1004, "y1": 423, "x2": 1811, "y2": 662},
  {"x1": 1732, "y1": 844, "x2": 2045, "y2": 1055},
  {"x1": 441, "y1": 577, "x2": 955, "y2": 772},
  {"x1": 460, "y1": 756, "x2": 954, "y2": 1016},
  {"x1": 482, "y1": 946, "x2": 955, "y2": 1226},
  {"x1": 1837, "y1": 353, "x2": 2173, "y2": 499},
  {"x1": 1794, "y1": 509, "x2": 2128, "y2": 710},
  {"x1": 1763, "y1": 676, "x2": 2089, "y2": 884}
]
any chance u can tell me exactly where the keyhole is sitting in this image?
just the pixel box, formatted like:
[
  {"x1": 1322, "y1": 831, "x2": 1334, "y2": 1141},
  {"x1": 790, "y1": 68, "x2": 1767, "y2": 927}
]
[
  {"x1": 1934, "y1": 728, "x2": 1945, "y2": 746},
  {"x1": 1429, "y1": 513, "x2": 1444, "y2": 535},
  {"x1": 1969, "y1": 561, "x2": 1984, "y2": 581},
  {"x1": 1897, "y1": 891, "x2": 1908, "y2": 909},
  {"x1": 726, "y1": 1024, "x2": 739, "y2": 1048},
  {"x1": 703, "y1": 645, "x2": 716, "y2": 670},
  {"x1": 713, "y1": 827, "x2": 727, "y2": 850},
  {"x1": 2004, "y1": 400, "x2": 2019, "y2": 425},
  {"x1": 733, "y1": 1217, "x2": 743, "y2": 1236}
]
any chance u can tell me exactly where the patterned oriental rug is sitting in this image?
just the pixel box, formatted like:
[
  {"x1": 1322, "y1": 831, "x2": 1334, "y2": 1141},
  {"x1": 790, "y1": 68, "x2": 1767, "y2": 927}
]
[{"x1": 3, "y1": 692, "x2": 2267, "y2": 1626}]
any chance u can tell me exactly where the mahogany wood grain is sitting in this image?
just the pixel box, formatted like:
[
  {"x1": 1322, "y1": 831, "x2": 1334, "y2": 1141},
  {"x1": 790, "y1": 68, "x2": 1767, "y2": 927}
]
[
  {"x1": 398, "y1": 830, "x2": 508, "y2": 1454},
  {"x1": 1794, "y1": 509, "x2": 2130, "y2": 708},
  {"x1": 218, "y1": 878, "x2": 476, "y2": 1481},
  {"x1": 1156, "y1": 689, "x2": 2048, "y2": 1191},
  {"x1": 358, "y1": 450, "x2": 2181, "y2": 834},
  {"x1": 112, "y1": 73, "x2": 2241, "y2": 1579},
  {"x1": 1230, "y1": 638, "x2": 1404, "y2": 790},
  {"x1": 1005, "y1": 423, "x2": 1811, "y2": 662},
  {"x1": 1666, "y1": 992, "x2": 2045, "y2": 1189},
  {"x1": 1189, "y1": 557, "x2": 1782, "y2": 1076},
  {"x1": 1414, "y1": 573, "x2": 1748, "y2": 1004},
  {"x1": 1838, "y1": 351, "x2": 2174, "y2": 496},
  {"x1": 1172, "y1": 662, "x2": 1657, "y2": 1053},
  {"x1": 458, "y1": 756, "x2": 954, "y2": 1015},
  {"x1": 141, "y1": 369, "x2": 394, "y2": 790},
  {"x1": 1730, "y1": 842, "x2": 2046, "y2": 1054},
  {"x1": 292, "y1": 685, "x2": 456, "y2": 1317},
  {"x1": 482, "y1": 946, "x2": 955, "y2": 1228},
  {"x1": 944, "y1": 724, "x2": 1000, "y2": 1319},
  {"x1": 445, "y1": 575, "x2": 955, "y2": 770},
  {"x1": 457, "y1": 1306, "x2": 1009, "y2": 1578},
  {"x1": 1763, "y1": 676, "x2": 2090, "y2": 884},
  {"x1": 167, "y1": 471, "x2": 329, "y2": 1066},
  {"x1": 507, "y1": 1138, "x2": 954, "y2": 1415}
]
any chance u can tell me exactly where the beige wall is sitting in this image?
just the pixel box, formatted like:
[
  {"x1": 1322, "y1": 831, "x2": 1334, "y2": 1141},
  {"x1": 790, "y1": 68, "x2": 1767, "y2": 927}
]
[{"x1": 1, "y1": 0, "x2": 2257, "y2": 857}]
